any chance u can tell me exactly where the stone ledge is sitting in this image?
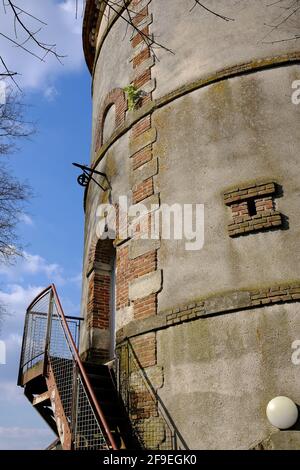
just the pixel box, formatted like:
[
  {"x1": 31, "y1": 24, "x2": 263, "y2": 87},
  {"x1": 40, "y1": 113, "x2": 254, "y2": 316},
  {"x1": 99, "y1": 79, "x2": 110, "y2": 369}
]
[
  {"x1": 116, "y1": 281, "x2": 300, "y2": 344},
  {"x1": 130, "y1": 38, "x2": 153, "y2": 61},
  {"x1": 140, "y1": 78, "x2": 156, "y2": 94},
  {"x1": 251, "y1": 431, "x2": 300, "y2": 450},
  {"x1": 129, "y1": 127, "x2": 157, "y2": 157},
  {"x1": 130, "y1": 56, "x2": 155, "y2": 82},
  {"x1": 130, "y1": 193, "x2": 160, "y2": 214},
  {"x1": 116, "y1": 305, "x2": 134, "y2": 330},
  {"x1": 129, "y1": 270, "x2": 162, "y2": 301},
  {"x1": 131, "y1": 157, "x2": 158, "y2": 188},
  {"x1": 129, "y1": 238, "x2": 161, "y2": 260},
  {"x1": 131, "y1": 0, "x2": 152, "y2": 14}
]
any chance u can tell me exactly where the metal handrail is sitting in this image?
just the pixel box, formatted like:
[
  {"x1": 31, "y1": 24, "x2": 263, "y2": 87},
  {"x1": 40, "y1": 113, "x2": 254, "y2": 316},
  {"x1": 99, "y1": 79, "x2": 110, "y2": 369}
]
[
  {"x1": 26, "y1": 284, "x2": 53, "y2": 312},
  {"x1": 18, "y1": 284, "x2": 117, "y2": 450},
  {"x1": 21, "y1": 351, "x2": 45, "y2": 369},
  {"x1": 50, "y1": 284, "x2": 117, "y2": 450}
]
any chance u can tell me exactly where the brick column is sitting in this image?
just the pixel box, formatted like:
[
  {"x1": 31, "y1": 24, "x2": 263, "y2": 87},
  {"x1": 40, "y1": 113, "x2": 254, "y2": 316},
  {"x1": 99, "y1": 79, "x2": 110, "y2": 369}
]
[
  {"x1": 84, "y1": 239, "x2": 115, "y2": 363},
  {"x1": 115, "y1": 0, "x2": 165, "y2": 449}
]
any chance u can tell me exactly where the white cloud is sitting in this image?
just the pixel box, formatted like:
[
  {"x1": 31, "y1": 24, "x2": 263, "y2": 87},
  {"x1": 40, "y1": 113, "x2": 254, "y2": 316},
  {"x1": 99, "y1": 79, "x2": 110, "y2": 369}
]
[
  {"x1": 0, "y1": 426, "x2": 49, "y2": 437},
  {"x1": 0, "y1": 246, "x2": 82, "y2": 450},
  {"x1": 0, "y1": 426, "x2": 54, "y2": 450},
  {"x1": 0, "y1": 251, "x2": 65, "y2": 285},
  {"x1": 0, "y1": 381, "x2": 24, "y2": 403},
  {"x1": 5, "y1": 332, "x2": 22, "y2": 349},
  {"x1": 0, "y1": 252, "x2": 82, "y2": 324},
  {"x1": 44, "y1": 85, "x2": 59, "y2": 102},
  {"x1": 18, "y1": 214, "x2": 34, "y2": 226},
  {"x1": 0, "y1": 0, "x2": 85, "y2": 90},
  {"x1": 68, "y1": 272, "x2": 82, "y2": 286},
  {"x1": 59, "y1": 294, "x2": 80, "y2": 316},
  {"x1": 0, "y1": 284, "x2": 44, "y2": 318}
]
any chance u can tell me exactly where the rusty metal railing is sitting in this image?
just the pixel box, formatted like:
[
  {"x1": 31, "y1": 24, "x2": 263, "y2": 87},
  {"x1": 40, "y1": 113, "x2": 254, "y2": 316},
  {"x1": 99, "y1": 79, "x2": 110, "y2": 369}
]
[{"x1": 18, "y1": 284, "x2": 117, "y2": 450}]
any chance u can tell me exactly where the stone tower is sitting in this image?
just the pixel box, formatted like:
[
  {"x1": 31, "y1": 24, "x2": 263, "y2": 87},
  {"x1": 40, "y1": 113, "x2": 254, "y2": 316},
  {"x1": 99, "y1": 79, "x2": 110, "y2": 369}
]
[{"x1": 81, "y1": 0, "x2": 300, "y2": 449}]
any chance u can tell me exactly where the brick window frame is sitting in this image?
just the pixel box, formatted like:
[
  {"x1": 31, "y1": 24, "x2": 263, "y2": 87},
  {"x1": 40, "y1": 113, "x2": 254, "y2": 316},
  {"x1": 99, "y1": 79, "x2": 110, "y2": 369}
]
[
  {"x1": 94, "y1": 88, "x2": 128, "y2": 153},
  {"x1": 224, "y1": 181, "x2": 283, "y2": 237}
]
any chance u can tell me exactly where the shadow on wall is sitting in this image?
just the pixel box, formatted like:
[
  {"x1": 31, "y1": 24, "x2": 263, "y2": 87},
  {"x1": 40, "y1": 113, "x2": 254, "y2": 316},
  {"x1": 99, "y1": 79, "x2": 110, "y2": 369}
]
[{"x1": 116, "y1": 338, "x2": 189, "y2": 450}]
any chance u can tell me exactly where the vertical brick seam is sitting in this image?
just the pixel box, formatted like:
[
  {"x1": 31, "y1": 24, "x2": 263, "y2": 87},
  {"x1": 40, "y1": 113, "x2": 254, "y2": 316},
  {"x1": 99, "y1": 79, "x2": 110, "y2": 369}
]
[
  {"x1": 122, "y1": 1, "x2": 160, "y2": 404},
  {"x1": 128, "y1": 0, "x2": 159, "y2": 322}
]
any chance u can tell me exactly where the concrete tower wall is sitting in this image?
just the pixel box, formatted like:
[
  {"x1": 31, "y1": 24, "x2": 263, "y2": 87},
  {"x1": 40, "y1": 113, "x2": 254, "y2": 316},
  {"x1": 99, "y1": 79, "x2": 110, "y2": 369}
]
[{"x1": 81, "y1": 0, "x2": 300, "y2": 449}]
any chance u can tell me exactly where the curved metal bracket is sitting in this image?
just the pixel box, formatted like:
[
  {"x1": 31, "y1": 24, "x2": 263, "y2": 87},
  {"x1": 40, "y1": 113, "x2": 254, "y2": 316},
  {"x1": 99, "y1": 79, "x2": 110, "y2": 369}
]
[{"x1": 72, "y1": 162, "x2": 111, "y2": 191}]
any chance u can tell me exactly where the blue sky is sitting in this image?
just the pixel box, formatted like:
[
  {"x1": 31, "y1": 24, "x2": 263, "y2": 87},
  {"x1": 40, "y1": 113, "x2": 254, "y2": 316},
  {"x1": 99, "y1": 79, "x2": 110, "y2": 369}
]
[{"x1": 0, "y1": 0, "x2": 91, "y2": 449}]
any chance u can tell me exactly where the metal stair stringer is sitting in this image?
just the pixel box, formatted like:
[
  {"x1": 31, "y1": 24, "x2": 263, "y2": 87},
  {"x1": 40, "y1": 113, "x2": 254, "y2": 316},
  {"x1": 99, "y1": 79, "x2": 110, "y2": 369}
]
[
  {"x1": 17, "y1": 284, "x2": 118, "y2": 450},
  {"x1": 46, "y1": 361, "x2": 72, "y2": 449}
]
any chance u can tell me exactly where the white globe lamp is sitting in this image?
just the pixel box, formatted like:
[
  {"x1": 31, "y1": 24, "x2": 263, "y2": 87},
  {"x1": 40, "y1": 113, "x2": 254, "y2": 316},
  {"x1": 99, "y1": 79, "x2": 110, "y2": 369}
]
[{"x1": 266, "y1": 396, "x2": 298, "y2": 429}]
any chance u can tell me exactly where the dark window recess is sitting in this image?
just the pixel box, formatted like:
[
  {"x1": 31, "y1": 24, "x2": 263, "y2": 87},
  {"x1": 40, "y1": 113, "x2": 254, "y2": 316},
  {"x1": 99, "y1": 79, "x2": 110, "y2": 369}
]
[{"x1": 247, "y1": 199, "x2": 257, "y2": 217}]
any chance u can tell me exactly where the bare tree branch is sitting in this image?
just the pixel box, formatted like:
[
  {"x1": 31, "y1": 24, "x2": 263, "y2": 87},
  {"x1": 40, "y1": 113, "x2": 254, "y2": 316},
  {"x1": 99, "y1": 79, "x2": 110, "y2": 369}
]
[
  {"x1": 0, "y1": 88, "x2": 33, "y2": 263},
  {"x1": 190, "y1": 1, "x2": 235, "y2": 21},
  {"x1": 0, "y1": 0, "x2": 66, "y2": 85},
  {"x1": 101, "y1": 0, "x2": 174, "y2": 58},
  {"x1": 0, "y1": 166, "x2": 32, "y2": 261},
  {"x1": 262, "y1": 0, "x2": 300, "y2": 43},
  {"x1": 0, "y1": 89, "x2": 34, "y2": 155}
]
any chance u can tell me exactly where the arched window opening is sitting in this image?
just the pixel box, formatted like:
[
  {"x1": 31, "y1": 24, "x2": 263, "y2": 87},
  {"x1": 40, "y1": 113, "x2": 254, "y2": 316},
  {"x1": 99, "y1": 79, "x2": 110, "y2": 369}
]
[{"x1": 102, "y1": 104, "x2": 116, "y2": 144}]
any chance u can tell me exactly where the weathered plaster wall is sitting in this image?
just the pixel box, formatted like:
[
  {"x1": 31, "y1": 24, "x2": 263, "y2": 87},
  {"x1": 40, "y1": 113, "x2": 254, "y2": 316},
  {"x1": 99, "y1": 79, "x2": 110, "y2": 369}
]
[
  {"x1": 157, "y1": 302, "x2": 300, "y2": 449},
  {"x1": 80, "y1": 131, "x2": 131, "y2": 356},
  {"x1": 81, "y1": 0, "x2": 300, "y2": 449},
  {"x1": 154, "y1": 64, "x2": 300, "y2": 312},
  {"x1": 91, "y1": 14, "x2": 132, "y2": 151},
  {"x1": 151, "y1": 0, "x2": 300, "y2": 99}
]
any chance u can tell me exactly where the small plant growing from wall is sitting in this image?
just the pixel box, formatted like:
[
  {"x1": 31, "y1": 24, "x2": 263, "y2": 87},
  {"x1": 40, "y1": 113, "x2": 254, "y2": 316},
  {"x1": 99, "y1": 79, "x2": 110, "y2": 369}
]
[{"x1": 123, "y1": 84, "x2": 142, "y2": 111}]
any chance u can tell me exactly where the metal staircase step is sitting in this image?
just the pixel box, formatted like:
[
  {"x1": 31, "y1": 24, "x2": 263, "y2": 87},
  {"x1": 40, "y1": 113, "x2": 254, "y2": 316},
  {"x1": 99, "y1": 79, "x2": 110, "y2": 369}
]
[
  {"x1": 86, "y1": 373, "x2": 113, "y2": 389},
  {"x1": 33, "y1": 390, "x2": 50, "y2": 407},
  {"x1": 82, "y1": 362, "x2": 111, "y2": 376}
]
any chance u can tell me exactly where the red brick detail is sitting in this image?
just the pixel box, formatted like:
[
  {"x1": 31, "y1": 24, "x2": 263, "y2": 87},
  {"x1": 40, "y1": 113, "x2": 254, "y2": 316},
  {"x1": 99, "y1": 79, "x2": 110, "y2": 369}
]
[
  {"x1": 130, "y1": 393, "x2": 158, "y2": 420},
  {"x1": 139, "y1": 94, "x2": 152, "y2": 107},
  {"x1": 134, "y1": 293, "x2": 157, "y2": 320},
  {"x1": 133, "y1": 177, "x2": 154, "y2": 204},
  {"x1": 87, "y1": 271, "x2": 111, "y2": 329},
  {"x1": 224, "y1": 182, "x2": 283, "y2": 237},
  {"x1": 133, "y1": 71, "x2": 152, "y2": 91},
  {"x1": 133, "y1": 68, "x2": 152, "y2": 90},
  {"x1": 130, "y1": 212, "x2": 152, "y2": 240},
  {"x1": 131, "y1": 26, "x2": 149, "y2": 48},
  {"x1": 131, "y1": 333, "x2": 156, "y2": 368},
  {"x1": 231, "y1": 202, "x2": 249, "y2": 217},
  {"x1": 131, "y1": 115, "x2": 151, "y2": 139},
  {"x1": 224, "y1": 182, "x2": 276, "y2": 205},
  {"x1": 132, "y1": 6, "x2": 148, "y2": 28},
  {"x1": 116, "y1": 247, "x2": 158, "y2": 311},
  {"x1": 131, "y1": 219, "x2": 146, "y2": 239},
  {"x1": 95, "y1": 239, "x2": 115, "y2": 264},
  {"x1": 126, "y1": 0, "x2": 159, "y2": 326},
  {"x1": 115, "y1": 203, "x2": 128, "y2": 241},
  {"x1": 116, "y1": 245, "x2": 131, "y2": 310},
  {"x1": 132, "y1": 145, "x2": 153, "y2": 170},
  {"x1": 94, "y1": 88, "x2": 127, "y2": 152},
  {"x1": 87, "y1": 238, "x2": 114, "y2": 273},
  {"x1": 131, "y1": 251, "x2": 156, "y2": 279},
  {"x1": 255, "y1": 197, "x2": 274, "y2": 212},
  {"x1": 133, "y1": 47, "x2": 150, "y2": 68},
  {"x1": 86, "y1": 239, "x2": 115, "y2": 331}
]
